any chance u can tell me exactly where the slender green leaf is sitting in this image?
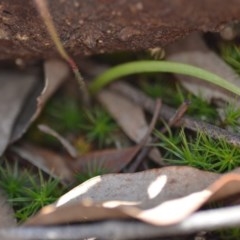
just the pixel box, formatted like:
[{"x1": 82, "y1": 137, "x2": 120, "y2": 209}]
[{"x1": 89, "y1": 60, "x2": 240, "y2": 97}]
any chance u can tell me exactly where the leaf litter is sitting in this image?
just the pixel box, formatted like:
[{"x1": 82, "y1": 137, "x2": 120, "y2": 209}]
[
  {"x1": 1, "y1": 32, "x2": 240, "y2": 240},
  {"x1": 0, "y1": 59, "x2": 69, "y2": 156}
]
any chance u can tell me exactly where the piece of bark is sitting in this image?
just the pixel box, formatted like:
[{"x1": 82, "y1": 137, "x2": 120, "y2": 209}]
[{"x1": 1, "y1": 0, "x2": 240, "y2": 60}]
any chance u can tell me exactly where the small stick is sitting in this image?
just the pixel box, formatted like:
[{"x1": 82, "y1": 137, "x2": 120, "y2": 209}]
[
  {"x1": 161, "y1": 100, "x2": 190, "y2": 133},
  {"x1": 128, "y1": 100, "x2": 190, "y2": 172},
  {"x1": 34, "y1": 0, "x2": 89, "y2": 103},
  {"x1": 110, "y1": 82, "x2": 240, "y2": 148},
  {"x1": 128, "y1": 99, "x2": 162, "y2": 172},
  {"x1": 2, "y1": 204, "x2": 240, "y2": 239}
]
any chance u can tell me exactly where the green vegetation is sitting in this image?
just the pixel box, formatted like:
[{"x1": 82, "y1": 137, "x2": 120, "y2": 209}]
[
  {"x1": 155, "y1": 129, "x2": 240, "y2": 173},
  {"x1": 221, "y1": 43, "x2": 240, "y2": 74},
  {"x1": 0, "y1": 160, "x2": 65, "y2": 222},
  {"x1": 80, "y1": 107, "x2": 118, "y2": 148},
  {"x1": 222, "y1": 102, "x2": 240, "y2": 130},
  {"x1": 89, "y1": 60, "x2": 240, "y2": 96}
]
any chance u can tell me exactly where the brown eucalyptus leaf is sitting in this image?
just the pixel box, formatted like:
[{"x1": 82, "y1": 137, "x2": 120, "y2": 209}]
[
  {"x1": 166, "y1": 33, "x2": 240, "y2": 105},
  {"x1": 98, "y1": 90, "x2": 162, "y2": 164}
]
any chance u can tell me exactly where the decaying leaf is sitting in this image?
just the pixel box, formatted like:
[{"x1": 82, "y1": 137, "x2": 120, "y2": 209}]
[
  {"x1": 166, "y1": 33, "x2": 240, "y2": 105},
  {"x1": 98, "y1": 90, "x2": 162, "y2": 164},
  {"x1": 26, "y1": 166, "x2": 240, "y2": 226}
]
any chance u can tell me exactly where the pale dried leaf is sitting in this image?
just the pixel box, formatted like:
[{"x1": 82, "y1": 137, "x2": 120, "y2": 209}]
[
  {"x1": 166, "y1": 33, "x2": 240, "y2": 105},
  {"x1": 98, "y1": 90, "x2": 162, "y2": 164}
]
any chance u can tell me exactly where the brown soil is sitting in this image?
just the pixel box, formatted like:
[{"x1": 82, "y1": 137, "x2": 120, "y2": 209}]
[{"x1": 0, "y1": 0, "x2": 240, "y2": 60}]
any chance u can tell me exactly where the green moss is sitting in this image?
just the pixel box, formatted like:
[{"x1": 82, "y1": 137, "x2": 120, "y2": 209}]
[
  {"x1": 80, "y1": 107, "x2": 118, "y2": 148},
  {"x1": 0, "y1": 160, "x2": 65, "y2": 222},
  {"x1": 222, "y1": 102, "x2": 240, "y2": 130},
  {"x1": 155, "y1": 129, "x2": 240, "y2": 173}
]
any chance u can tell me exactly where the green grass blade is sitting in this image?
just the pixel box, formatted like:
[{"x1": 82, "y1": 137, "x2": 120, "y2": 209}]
[{"x1": 89, "y1": 60, "x2": 240, "y2": 96}]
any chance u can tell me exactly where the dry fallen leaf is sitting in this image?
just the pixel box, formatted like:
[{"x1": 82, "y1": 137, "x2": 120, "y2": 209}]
[
  {"x1": 0, "y1": 60, "x2": 69, "y2": 157},
  {"x1": 12, "y1": 144, "x2": 142, "y2": 185},
  {"x1": 0, "y1": 68, "x2": 38, "y2": 155},
  {"x1": 26, "y1": 166, "x2": 240, "y2": 226},
  {"x1": 98, "y1": 90, "x2": 162, "y2": 164},
  {"x1": 0, "y1": 190, "x2": 16, "y2": 228},
  {"x1": 72, "y1": 145, "x2": 141, "y2": 174},
  {"x1": 166, "y1": 33, "x2": 240, "y2": 105},
  {"x1": 11, "y1": 144, "x2": 74, "y2": 184},
  {"x1": 10, "y1": 59, "x2": 70, "y2": 143}
]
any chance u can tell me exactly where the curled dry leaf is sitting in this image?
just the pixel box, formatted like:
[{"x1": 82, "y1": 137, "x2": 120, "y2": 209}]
[
  {"x1": 98, "y1": 90, "x2": 162, "y2": 164},
  {"x1": 26, "y1": 166, "x2": 240, "y2": 226},
  {"x1": 166, "y1": 33, "x2": 240, "y2": 105}
]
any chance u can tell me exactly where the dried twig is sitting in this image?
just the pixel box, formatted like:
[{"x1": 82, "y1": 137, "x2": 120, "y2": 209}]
[
  {"x1": 128, "y1": 100, "x2": 190, "y2": 172},
  {"x1": 2, "y1": 204, "x2": 240, "y2": 239},
  {"x1": 110, "y1": 82, "x2": 240, "y2": 147},
  {"x1": 128, "y1": 99, "x2": 162, "y2": 172},
  {"x1": 161, "y1": 100, "x2": 190, "y2": 133}
]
